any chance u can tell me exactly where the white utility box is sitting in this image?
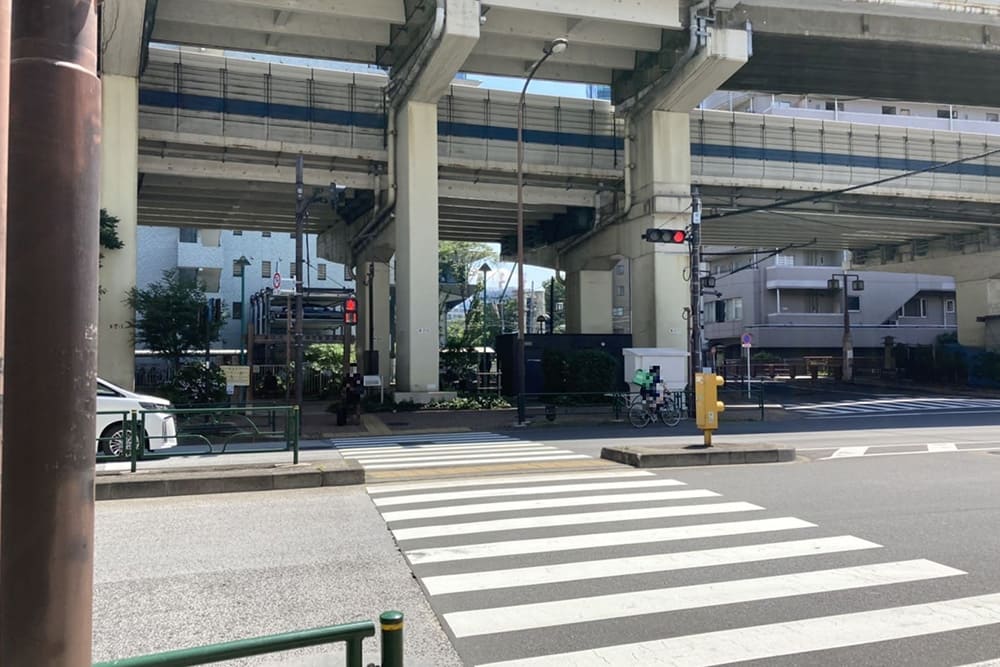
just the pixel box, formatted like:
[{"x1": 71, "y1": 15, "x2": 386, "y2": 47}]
[{"x1": 622, "y1": 348, "x2": 689, "y2": 391}]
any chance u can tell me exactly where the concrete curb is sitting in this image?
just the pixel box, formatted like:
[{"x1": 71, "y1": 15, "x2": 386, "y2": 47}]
[
  {"x1": 96, "y1": 461, "x2": 365, "y2": 500},
  {"x1": 601, "y1": 443, "x2": 796, "y2": 468}
]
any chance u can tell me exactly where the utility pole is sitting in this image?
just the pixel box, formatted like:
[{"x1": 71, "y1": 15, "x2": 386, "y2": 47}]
[
  {"x1": 294, "y1": 156, "x2": 305, "y2": 418},
  {"x1": 1, "y1": 2, "x2": 101, "y2": 664},
  {"x1": 689, "y1": 188, "x2": 704, "y2": 383}
]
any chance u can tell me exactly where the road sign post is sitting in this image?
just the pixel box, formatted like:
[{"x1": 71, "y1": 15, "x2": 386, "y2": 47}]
[{"x1": 741, "y1": 333, "x2": 753, "y2": 399}]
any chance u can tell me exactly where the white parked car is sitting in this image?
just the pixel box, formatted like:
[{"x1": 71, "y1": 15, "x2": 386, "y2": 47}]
[{"x1": 97, "y1": 378, "x2": 178, "y2": 456}]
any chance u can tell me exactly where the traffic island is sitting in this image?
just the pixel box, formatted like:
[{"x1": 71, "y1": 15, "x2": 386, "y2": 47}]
[
  {"x1": 600, "y1": 442, "x2": 796, "y2": 468},
  {"x1": 96, "y1": 460, "x2": 365, "y2": 500}
]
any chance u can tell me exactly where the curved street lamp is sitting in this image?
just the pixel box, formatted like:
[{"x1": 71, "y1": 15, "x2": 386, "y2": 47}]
[{"x1": 516, "y1": 37, "x2": 568, "y2": 424}]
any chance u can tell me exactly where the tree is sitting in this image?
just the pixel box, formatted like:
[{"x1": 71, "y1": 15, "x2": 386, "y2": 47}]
[
  {"x1": 99, "y1": 208, "x2": 124, "y2": 297},
  {"x1": 126, "y1": 269, "x2": 226, "y2": 371},
  {"x1": 439, "y1": 241, "x2": 497, "y2": 341},
  {"x1": 541, "y1": 276, "x2": 566, "y2": 333}
]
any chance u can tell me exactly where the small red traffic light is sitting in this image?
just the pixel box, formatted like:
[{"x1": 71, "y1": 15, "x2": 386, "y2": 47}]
[
  {"x1": 643, "y1": 228, "x2": 688, "y2": 244},
  {"x1": 344, "y1": 296, "x2": 358, "y2": 324}
]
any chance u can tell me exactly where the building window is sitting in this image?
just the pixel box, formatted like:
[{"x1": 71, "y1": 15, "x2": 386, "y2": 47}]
[
  {"x1": 847, "y1": 296, "x2": 861, "y2": 312},
  {"x1": 775, "y1": 254, "x2": 794, "y2": 267},
  {"x1": 617, "y1": 286, "x2": 625, "y2": 297},
  {"x1": 945, "y1": 299, "x2": 956, "y2": 314},
  {"x1": 612, "y1": 307, "x2": 625, "y2": 317},
  {"x1": 232, "y1": 260, "x2": 244, "y2": 277},
  {"x1": 261, "y1": 260, "x2": 271, "y2": 278},
  {"x1": 899, "y1": 109, "x2": 911, "y2": 116},
  {"x1": 988, "y1": 113, "x2": 1000, "y2": 123},
  {"x1": 615, "y1": 264, "x2": 625, "y2": 275},
  {"x1": 726, "y1": 297, "x2": 743, "y2": 322},
  {"x1": 262, "y1": 231, "x2": 271, "y2": 238},
  {"x1": 179, "y1": 228, "x2": 198, "y2": 243},
  {"x1": 937, "y1": 108, "x2": 957, "y2": 119},
  {"x1": 900, "y1": 297, "x2": 927, "y2": 317},
  {"x1": 881, "y1": 105, "x2": 897, "y2": 115},
  {"x1": 233, "y1": 230, "x2": 243, "y2": 236},
  {"x1": 177, "y1": 267, "x2": 199, "y2": 284},
  {"x1": 232, "y1": 302, "x2": 243, "y2": 320},
  {"x1": 714, "y1": 301, "x2": 726, "y2": 322},
  {"x1": 317, "y1": 263, "x2": 327, "y2": 281},
  {"x1": 824, "y1": 101, "x2": 844, "y2": 112},
  {"x1": 289, "y1": 262, "x2": 296, "y2": 279}
]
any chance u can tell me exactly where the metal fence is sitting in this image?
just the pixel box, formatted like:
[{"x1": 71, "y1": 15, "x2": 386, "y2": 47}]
[
  {"x1": 95, "y1": 404, "x2": 300, "y2": 473},
  {"x1": 92, "y1": 611, "x2": 403, "y2": 667}
]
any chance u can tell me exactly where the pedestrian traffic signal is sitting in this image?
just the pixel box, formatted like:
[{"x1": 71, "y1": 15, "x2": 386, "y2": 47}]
[
  {"x1": 643, "y1": 228, "x2": 687, "y2": 244},
  {"x1": 695, "y1": 372, "x2": 725, "y2": 433},
  {"x1": 344, "y1": 296, "x2": 358, "y2": 324}
]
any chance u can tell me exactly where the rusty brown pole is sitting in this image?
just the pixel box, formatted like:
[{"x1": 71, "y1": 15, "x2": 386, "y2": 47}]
[
  {"x1": 1, "y1": 1, "x2": 101, "y2": 665},
  {"x1": 0, "y1": 0, "x2": 11, "y2": 523}
]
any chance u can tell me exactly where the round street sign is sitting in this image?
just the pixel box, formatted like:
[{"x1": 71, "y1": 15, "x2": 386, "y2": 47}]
[
  {"x1": 272, "y1": 272, "x2": 282, "y2": 290},
  {"x1": 741, "y1": 332, "x2": 753, "y2": 348}
]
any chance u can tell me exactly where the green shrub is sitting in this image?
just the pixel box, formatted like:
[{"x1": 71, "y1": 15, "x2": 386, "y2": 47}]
[{"x1": 161, "y1": 363, "x2": 228, "y2": 405}]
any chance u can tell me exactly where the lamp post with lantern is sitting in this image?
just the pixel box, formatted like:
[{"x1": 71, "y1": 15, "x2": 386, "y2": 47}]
[{"x1": 828, "y1": 272, "x2": 865, "y2": 382}]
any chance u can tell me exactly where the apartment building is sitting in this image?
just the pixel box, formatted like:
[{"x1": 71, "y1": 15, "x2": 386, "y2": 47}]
[
  {"x1": 702, "y1": 248, "x2": 956, "y2": 359},
  {"x1": 136, "y1": 226, "x2": 353, "y2": 351}
]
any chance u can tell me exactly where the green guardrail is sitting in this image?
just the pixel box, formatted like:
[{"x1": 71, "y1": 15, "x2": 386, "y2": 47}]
[
  {"x1": 93, "y1": 611, "x2": 403, "y2": 667},
  {"x1": 96, "y1": 404, "x2": 300, "y2": 473}
]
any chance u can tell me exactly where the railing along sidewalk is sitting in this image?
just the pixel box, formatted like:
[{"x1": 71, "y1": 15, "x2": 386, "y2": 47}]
[{"x1": 93, "y1": 611, "x2": 403, "y2": 667}]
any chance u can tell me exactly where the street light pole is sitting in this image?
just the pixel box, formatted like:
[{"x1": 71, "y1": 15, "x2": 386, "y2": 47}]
[
  {"x1": 238, "y1": 256, "x2": 250, "y2": 365},
  {"x1": 479, "y1": 263, "x2": 491, "y2": 349},
  {"x1": 516, "y1": 37, "x2": 567, "y2": 425},
  {"x1": 829, "y1": 272, "x2": 865, "y2": 382}
]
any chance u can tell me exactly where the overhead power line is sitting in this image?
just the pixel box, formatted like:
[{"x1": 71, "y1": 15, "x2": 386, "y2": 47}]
[{"x1": 702, "y1": 145, "x2": 1000, "y2": 221}]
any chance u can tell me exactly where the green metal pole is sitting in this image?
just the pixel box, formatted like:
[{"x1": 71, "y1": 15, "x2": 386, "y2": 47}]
[
  {"x1": 345, "y1": 636, "x2": 364, "y2": 667},
  {"x1": 240, "y1": 268, "x2": 246, "y2": 365},
  {"x1": 293, "y1": 406, "x2": 299, "y2": 465},
  {"x1": 130, "y1": 410, "x2": 139, "y2": 473},
  {"x1": 380, "y1": 611, "x2": 403, "y2": 667}
]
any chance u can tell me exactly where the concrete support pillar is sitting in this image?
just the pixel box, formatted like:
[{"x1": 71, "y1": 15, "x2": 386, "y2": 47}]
[
  {"x1": 955, "y1": 278, "x2": 1000, "y2": 348},
  {"x1": 566, "y1": 270, "x2": 613, "y2": 334},
  {"x1": 99, "y1": 74, "x2": 138, "y2": 388},
  {"x1": 357, "y1": 259, "x2": 392, "y2": 385},
  {"x1": 394, "y1": 101, "x2": 440, "y2": 395},
  {"x1": 626, "y1": 110, "x2": 693, "y2": 349},
  {"x1": 630, "y1": 249, "x2": 690, "y2": 348}
]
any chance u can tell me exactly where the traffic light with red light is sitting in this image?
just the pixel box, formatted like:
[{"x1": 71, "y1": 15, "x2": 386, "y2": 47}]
[
  {"x1": 643, "y1": 228, "x2": 688, "y2": 244},
  {"x1": 344, "y1": 296, "x2": 358, "y2": 324}
]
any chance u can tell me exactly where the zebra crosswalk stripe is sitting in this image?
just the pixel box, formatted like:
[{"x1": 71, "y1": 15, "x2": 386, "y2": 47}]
[
  {"x1": 372, "y1": 478, "x2": 686, "y2": 507},
  {"x1": 344, "y1": 447, "x2": 567, "y2": 464},
  {"x1": 422, "y1": 535, "x2": 881, "y2": 595},
  {"x1": 382, "y1": 488, "x2": 720, "y2": 523},
  {"x1": 337, "y1": 441, "x2": 528, "y2": 455},
  {"x1": 477, "y1": 593, "x2": 1000, "y2": 667},
  {"x1": 392, "y1": 501, "x2": 763, "y2": 541},
  {"x1": 362, "y1": 453, "x2": 590, "y2": 470},
  {"x1": 443, "y1": 559, "x2": 963, "y2": 637},
  {"x1": 405, "y1": 517, "x2": 815, "y2": 564},
  {"x1": 367, "y1": 470, "x2": 655, "y2": 494}
]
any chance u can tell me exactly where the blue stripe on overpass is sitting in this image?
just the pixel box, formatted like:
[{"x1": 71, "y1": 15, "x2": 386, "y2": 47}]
[
  {"x1": 139, "y1": 89, "x2": 1000, "y2": 177},
  {"x1": 139, "y1": 89, "x2": 622, "y2": 151}
]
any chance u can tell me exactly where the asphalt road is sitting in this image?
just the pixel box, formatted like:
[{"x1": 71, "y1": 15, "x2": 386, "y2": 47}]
[{"x1": 366, "y1": 447, "x2": 1000, "y2": 666}]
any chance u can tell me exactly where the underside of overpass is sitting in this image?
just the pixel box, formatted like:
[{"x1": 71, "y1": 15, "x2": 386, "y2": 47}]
[{"x1": 97, "y1": 0, "x2": 1000, "y2": 392}]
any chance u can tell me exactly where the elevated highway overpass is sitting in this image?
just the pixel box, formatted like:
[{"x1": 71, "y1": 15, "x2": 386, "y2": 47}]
[{"x1": 98, "y1": 0, "x2": 1000, "y2": 394}]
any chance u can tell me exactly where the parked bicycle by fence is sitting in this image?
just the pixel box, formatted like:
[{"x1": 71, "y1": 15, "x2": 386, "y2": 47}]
[{"x1": 628, "y1": 394, "x2": 682, "y2": 428}]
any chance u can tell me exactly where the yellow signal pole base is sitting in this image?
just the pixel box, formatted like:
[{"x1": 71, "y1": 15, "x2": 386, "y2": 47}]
[{"x1": 703, "y1": 431, "x2": 713, "y2": 447}]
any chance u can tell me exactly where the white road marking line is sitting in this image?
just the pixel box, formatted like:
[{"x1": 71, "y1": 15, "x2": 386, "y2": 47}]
[
  {"x1": 382, "y1": 489, "x2": 720, "y2": 523},
  {"x1": 393, "y1": 501, "x2": 764, "y2": 541},
  {"x1": 367, "y1": 470, "x2": 655, "y2": 495},
  {"x1": 331, "y1": 432, "x2": 514, "y2": 446},
  {"x1": 822, "y1": 445, "x2": 1000, "y2": 460},
  {"x1": 478, "y1": 592, "x2": 1000, "y2": 667},
  {"x1": 830, "y1": 446, "x2": 869, "y2": 458},
  {"x1": 363, "y1": 453, "x2": 590, "y2": 470},
  {"x1": 345, "y1": 447, "x2": 561, "y2": 462},
  {"x1": 445, "y1": 559, "x2": 963, "y2": 638},
  {"x1": 807, "y1": 408, "x2": 1000, "y2": 420},
  {"x1": 337, "y1": 441, "x2": 532, "y2": 455},
  {"x1": 373, "y1": 479, "x2": 686, "y2": 507},
  {"x1": 405, "y1": 517, "x2": 815, "y2": 564},
  {"x1": 926, "y1": 442, "x2": 958, "y2": 452},
  {"x1": 423, "y1": 535, "x2": 881, "y2": 595}
]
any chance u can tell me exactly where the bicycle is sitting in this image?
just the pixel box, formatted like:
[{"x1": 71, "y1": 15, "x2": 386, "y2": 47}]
[{"x1": 628, "y1": 395, "x2": 682, "y2": 428}]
